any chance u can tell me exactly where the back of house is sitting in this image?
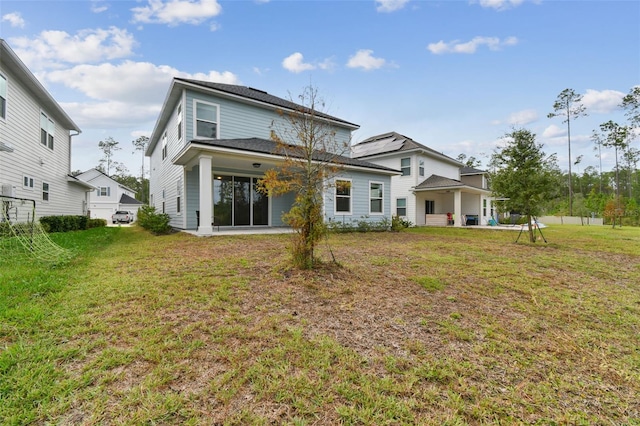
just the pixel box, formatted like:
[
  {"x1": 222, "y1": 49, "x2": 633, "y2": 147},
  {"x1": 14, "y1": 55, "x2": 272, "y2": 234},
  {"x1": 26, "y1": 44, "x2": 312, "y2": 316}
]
[{"x1": 146, "y1": 79, "x2": 398, "y2": 235}]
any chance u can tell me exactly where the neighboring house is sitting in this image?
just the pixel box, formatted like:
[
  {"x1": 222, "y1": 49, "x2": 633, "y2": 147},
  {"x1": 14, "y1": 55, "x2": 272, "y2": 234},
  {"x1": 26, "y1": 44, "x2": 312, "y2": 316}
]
[
  {"x1": 0, "y1": 39, "x2": 94, "y2": 218},
  {"x1": 146, "y1": 78, "x2": 398, "y2": 235},
  {"x1": 75, "y1": 168, "x2": 144, "y2": 222},
  {"x1": 352, "y1": 132, "x2": 493, "y2": 227}
]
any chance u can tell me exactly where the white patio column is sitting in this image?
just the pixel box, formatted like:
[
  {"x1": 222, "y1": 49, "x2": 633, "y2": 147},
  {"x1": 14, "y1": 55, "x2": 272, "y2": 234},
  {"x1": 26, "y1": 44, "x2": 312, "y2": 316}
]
[
  {"x1": 198, "y1": 154, "x2": 213, "y2": 235},
  {"x1": 479, "y1": 195, "x2": 484, "y2": 225},
  {"x1": 454, "y1": 189, "x2": 462, "y2": 228}
]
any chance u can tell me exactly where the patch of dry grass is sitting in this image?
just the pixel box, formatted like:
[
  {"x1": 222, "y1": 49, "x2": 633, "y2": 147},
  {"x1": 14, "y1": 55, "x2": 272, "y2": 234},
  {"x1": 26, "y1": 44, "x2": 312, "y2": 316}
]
[{"x1": 2, "y1": 225, "x2": 639, "y2": 425}]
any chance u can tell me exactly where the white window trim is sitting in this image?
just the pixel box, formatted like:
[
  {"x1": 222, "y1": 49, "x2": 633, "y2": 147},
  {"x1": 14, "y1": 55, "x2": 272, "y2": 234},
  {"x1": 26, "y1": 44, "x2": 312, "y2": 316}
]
[
  {"x1": 40, "y1": 111, "x2": 55, "y2": 150},
  {"x1": 396, "y1": 197, "x2": 407, "y2": 217},
  {"x1": 98, "y1": 186, "x2": 110, "y2": 197},
  {"x1": 419, "y1": 159, "x2": 425, "y2": 177},
  {"x1": 400, "y1": 157, "x2": 411, "y2": 177},
  {"x1": 193, "y1": 99, "x2": 220, "y2": 139},
  {"x1": 42, "y1": 182, "x2": 50, "y2": 202},
  {"x1": 177, "y1": 103, "x2": 183, "y2": 141},
  {"x1": 23, "y1": 175, "x2": 34, "y2": 190},
  {"x1": 161, "y1": 132, "x2": 168, "y2": 160},
  {"x1": 0, "y1": 73, "x2": 7, "y2": 121},
  {"x1": 369, "y1": 181, "x2": 384, "y2": 215},
  {"x1": 334, "y1": 178, "x2": 352, "y2": 215}
]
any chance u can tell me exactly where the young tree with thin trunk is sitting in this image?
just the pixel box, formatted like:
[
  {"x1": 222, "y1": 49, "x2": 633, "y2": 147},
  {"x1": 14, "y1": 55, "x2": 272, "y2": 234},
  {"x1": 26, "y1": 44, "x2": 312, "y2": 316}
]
[
  {"x1": 258, "y1": 85, "x2": 348, "y2": 269},
  {"x1": 621, "y1": 86, "x2": 640, "y2": 128},
  {"x1": 98, "y1": 136, "x2": 122, "y2": 176},
  {"x1": 592, "y1": 121, "x2": 631, "y2": 227},
  {"x1": 132, "y1": 136, "x2": 149, "y2": 203},
  {"x1": 489, "y1": 128, "x2": 559, "y2": 243},
  {"x1": 548, "y1": 88, "x2": 587, "y2": 217}
]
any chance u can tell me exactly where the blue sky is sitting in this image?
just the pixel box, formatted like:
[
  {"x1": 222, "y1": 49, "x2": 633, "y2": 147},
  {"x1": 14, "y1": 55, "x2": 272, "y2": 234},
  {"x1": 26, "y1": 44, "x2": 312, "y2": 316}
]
[{"x1": 1, "y1": 0, "x2": 638, "y2": 177}]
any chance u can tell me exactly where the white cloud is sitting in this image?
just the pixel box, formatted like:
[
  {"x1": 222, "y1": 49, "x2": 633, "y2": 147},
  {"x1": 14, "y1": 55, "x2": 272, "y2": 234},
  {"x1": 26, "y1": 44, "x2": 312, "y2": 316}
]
[
  {"x1": 471, "y1": 0, "x2": 525, "y2": 11},
  {"x1": 282, "y1": 52, "x2": 316, "y2": 73},
  {"x1": 10, "y1": 27, "x2": 136, "y2": 69},
  {"x1": 131, "y1": 0, "x2": 222, "y2": 26},
  {"x1": 346, "y1": 49, "x2": 386, "y2": 71},
  {"x1": 582, "y1": 89, "x2": 625, "y2": 114},
  {"x1": 508, "y1": 109, "x2": 538, "y2": 126},
  {"x1": 428, "y1": 36, "x2": 518, "y2": 54},
  {"x1": 91, "y1": 1, "x2": 109, "y2": 13},
  {"x1": 47, "y1": 61, "x2": 239, "y2": 128},
  {"x1": 1, "y1": 12, "x2": 25, "y2": 28},
  {"x1": 375, "y1": 0, "x2": 410, "y2": 13},
  {"x1": 542, "y1": 124, "x2": 566, "y2": 139}
]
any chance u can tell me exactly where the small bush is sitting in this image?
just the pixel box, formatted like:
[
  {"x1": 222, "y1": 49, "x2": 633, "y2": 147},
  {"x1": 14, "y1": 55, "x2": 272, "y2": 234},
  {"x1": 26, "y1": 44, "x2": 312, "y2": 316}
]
[
  {"x1": 327, "y1": 216, "x2": 391, "y2": 233},
  {"x1": 137, "y1": 205, "x2": 172, "y2": 235},
  {"x1": 87, "y1": 218, "x2": 107, "y2": 229},
  {"x1": 391, "y1": 215, "x2": 413, "y2": 231}
]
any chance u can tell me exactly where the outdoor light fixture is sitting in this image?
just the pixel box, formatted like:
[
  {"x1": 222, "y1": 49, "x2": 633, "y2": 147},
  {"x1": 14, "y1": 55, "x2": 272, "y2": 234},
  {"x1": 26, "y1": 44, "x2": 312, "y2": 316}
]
[{"x1": 252, "y1": 163, "x2": 261, "y2": 168}]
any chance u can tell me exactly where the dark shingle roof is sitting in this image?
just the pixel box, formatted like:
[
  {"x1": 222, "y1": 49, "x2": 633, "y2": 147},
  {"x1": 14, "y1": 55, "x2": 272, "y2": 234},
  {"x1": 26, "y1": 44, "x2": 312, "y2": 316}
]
[
  {"x1": 415, "y1": 174, "x2": 465, "y2": 190},
  {"x1": 190, "y1": 138, "x2": 399, "y2": 173},
  {"x1": 175, "y1": 78, "x2": 359, "y2": 128},
  {"x1": 119, "y1": 194, "x2": 143, "y2": 205},
  {"x1": 352, "y1": 131, "x2": 459, "y2": 164},
  {"x1": 460, "y1": 166, "x2": 487, "y2": 175}
]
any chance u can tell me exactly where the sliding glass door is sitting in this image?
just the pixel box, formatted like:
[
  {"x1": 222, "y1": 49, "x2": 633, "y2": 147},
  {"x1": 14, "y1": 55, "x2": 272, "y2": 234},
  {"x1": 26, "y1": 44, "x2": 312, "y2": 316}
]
[{"x1": 213, "y1": 175, "x2": 268, "y2": 226}]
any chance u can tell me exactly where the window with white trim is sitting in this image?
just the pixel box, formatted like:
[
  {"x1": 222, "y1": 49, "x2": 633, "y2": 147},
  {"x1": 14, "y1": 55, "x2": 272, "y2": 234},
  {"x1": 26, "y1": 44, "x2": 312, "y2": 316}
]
[
  {"x1": 369, "y1": 182, "x2": 383, "y2": 214},
  {"x1": 98, "y1": 186, "x2": 110, "y2": 197},
  {"x1": 161, "y1": 132, "x2": 167, "y2": 160},
  {"x1": 396, "y1": 198, "x2": 407, "y2": 217},
  {"x1": 42, "y1": 182, "x2": 50, "y2": 201},
  {"x1": 0, "y1": 74, "x2": 7, "y2": 119},
  {"x1": 419, "y1": 160, "x2": 425, "y2": 177},
  {"x1": 401, "y1": 157, "x2": 411, "y2": 176},
  {"x1": 335, "y1": 179, "x2": 352, "y2": 214},
  {"x1": 40, "y1": 112, "x2": 55, "y2": 149},
  {"x1": 23, "y1": 175, "x2": 34, "y2": 189},
  {"x1": 177, "y1": 103, "x2": 183, "y2": 141},
  {"x1": 195, "y1": 101, "x2": 218, "y2": 138}
]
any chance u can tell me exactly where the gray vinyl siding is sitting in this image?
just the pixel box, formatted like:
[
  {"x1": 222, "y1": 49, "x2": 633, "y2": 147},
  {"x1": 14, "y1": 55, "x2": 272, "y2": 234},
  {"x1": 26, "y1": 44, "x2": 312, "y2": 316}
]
[
  {"x1": 0, "y1": 60, "x2": 85, "y2": 218},
  {"x1": 185, "y1": 90, "x2": 352, "y2": 150},
  {"x1": 149, "y1": 91, "x2": 187, "y2": 229},
  {"x1": 324, "y1": 171, "x2": 392, "y2": 223}
]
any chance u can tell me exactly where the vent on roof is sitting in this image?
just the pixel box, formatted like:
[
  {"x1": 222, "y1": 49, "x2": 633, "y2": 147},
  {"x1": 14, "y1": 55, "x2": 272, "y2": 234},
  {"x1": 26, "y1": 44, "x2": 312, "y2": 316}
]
[{"x1": 248, "y1": 87, "x2": 268, "y2": 94}]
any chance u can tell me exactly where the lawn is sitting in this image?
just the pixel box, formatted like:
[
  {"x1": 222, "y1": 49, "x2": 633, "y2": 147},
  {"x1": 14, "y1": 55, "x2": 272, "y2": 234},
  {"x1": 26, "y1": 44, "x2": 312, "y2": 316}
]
[{"x1": 1, "y1": 225, "x2": 639, "y2": 425}]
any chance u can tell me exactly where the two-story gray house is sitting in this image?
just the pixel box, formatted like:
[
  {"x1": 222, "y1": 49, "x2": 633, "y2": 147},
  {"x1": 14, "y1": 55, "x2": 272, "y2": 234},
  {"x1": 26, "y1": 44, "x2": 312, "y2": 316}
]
[
  {"x1": 0, "y1": 39, "x2": 94, "y2": 218},
  {"x1": 146, "y1": 78, "x2": 398, "y2": 235}
]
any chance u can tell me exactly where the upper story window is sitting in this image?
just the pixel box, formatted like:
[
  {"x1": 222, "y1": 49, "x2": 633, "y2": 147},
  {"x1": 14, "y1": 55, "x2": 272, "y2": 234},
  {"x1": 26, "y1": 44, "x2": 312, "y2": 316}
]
[
  {"x1": 335, "y1": 179, "x2": 352, "y2": 214},
  {"x1": 419, "y1": 160, "x2": 425, "y2": 177},
  {"x1": 401, "y1": 157, "x2": 411, "y2": 176},
  {"x1": 195, "y1": 101, "x2": 218, "y2": 138},
  {"x1": 161, "y1": 132, "x2": 168, "y2": 160},
  {"x1": 40, "y1": 112, "x2": 55, "y2": 150},
  {"x1": 0, "y1": 74, "x2": 7, "y2": 119},
  {"x1": 42, "y1": 182, "x2": 50, "y2": 201},
  {"x1": 177, "y1": 104, "x2": 183, "y2": 141},
  {"x1": 369, "y1": 182, "x2": 383, "y2": 214},
  {"x1": 98, "y1": 186, "x2": 110, "y2": 197}
]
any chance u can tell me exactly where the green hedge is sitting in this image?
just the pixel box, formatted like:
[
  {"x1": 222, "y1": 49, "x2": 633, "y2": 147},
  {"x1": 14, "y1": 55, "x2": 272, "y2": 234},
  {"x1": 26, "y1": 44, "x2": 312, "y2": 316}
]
[
  {"x1": 137, "y1": 205, "x2": 172, "y2": 235},
  {"x1": 39, "y1": 215, "x2": 106, "y2": 233}
]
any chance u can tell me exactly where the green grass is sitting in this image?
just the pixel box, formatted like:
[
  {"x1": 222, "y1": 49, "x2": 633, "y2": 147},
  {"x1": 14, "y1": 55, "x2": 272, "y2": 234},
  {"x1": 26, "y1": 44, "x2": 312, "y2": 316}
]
[{"x1": 1, "y1": 224, "x2": 639, "y2": 425}]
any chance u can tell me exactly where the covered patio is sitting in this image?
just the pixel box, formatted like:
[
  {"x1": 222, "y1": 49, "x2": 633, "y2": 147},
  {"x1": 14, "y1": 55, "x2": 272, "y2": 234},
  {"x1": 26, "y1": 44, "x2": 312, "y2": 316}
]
[{"x1": 413, "y1": 175, "x2": 492, "y2": 227}]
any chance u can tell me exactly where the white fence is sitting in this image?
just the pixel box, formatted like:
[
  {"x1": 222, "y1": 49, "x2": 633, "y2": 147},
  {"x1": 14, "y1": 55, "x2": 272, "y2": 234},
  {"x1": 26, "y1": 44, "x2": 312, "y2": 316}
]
[{"x1": 537, "y1": 216, "x2": 603, "y2": 226}]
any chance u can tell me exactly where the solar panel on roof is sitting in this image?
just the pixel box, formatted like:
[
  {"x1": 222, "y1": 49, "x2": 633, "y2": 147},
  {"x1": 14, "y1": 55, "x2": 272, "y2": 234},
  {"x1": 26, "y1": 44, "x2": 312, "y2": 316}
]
[{"x1": 352, "y1": 137, "x2": 405, "y2": 157}]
